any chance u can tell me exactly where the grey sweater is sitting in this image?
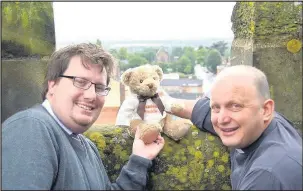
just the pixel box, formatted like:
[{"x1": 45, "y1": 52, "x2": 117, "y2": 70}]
[{"x1": 2, "y1": 104, "x2": 152, "y2": 190}]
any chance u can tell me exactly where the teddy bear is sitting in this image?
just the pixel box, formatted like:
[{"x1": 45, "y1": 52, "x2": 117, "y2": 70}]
[{"x1": 115, "y1": 64, "x2": 192, "y2": 144}]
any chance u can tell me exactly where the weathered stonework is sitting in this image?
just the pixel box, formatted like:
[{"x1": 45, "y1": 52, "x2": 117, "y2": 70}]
[
  {"x1": 231, "y1": 2, "x2": 302, "y2": 132},
  {"x1": 84, "y1": 125, "x2": 232, "y2": 190}
]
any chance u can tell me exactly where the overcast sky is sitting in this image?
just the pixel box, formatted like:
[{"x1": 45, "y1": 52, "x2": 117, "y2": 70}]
[{"x1": 53, "y1": 2, "x2": 236, "y2": 45}]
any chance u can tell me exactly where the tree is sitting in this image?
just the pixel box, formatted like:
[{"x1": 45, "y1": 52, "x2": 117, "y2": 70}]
[
  {"x1": 109, "y1": 49, "x2": 119, "y2": 59},
  {"x1": 118, "y1": 47, "x2": 128, "y2": 60},
  {"x1": 156, "y1": 62, "x2": 172, "y2": 73},
  {"x1": 183, "y1": 46, "x2": 196, "y2": 65},
  {"x1": 205, "y1": 49, "x2": 222, "y2": 74},
  {"x1": 196, "y1": 47, "x2": 209, "y2": 66},
  {"x1": 139, "y1": 48, "x2": 157, "y2": 63},
  {"x1": 171, "y1": 47, "x2": 184, "y2": 61},
  {"x1": 210, "y1": 41, "x2": 228, "y2": 56},
  {"x1": 223, "y1": 48, "x2": 231, "y2": 59},
  {"x1": 175, "y1": 55, "x2": 191, "y2": 74},
  {"x1": 127, "y1": 53, "x2": 148, "y2": 68}
]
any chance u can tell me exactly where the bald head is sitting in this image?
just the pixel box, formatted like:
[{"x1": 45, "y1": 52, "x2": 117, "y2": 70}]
[{"x1": 213, "y1": 65, "x2": 270, "y2": 101}]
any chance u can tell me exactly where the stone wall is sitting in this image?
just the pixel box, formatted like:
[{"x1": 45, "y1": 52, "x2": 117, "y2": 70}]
[
  {"x1": 1, "y1": 60, "x2": 47, "y2": 122},
  {"x1": 2, "y1": 2, "x2": 55, "y2": 58},
  {"x1": 84, "y1": 125, "x2": 231, "y2": 190},
  {"x1": 230, "y1": 2, "x2": 302, "y2": 132}
]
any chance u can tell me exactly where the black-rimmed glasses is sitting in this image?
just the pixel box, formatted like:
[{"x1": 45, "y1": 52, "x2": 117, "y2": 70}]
[{"x1": 59, "y1": 75, "x2": 111, "y2": 96}]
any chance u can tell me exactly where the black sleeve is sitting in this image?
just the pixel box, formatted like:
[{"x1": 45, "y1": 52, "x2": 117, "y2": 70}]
[{"x1": 191, "y1": 97, "x2": 218, "y2": 136}]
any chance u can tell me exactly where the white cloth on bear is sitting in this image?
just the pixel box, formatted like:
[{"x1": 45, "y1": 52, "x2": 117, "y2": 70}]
[{"x1": 115, "y1": 93, "x2": 174, "y2": 126}]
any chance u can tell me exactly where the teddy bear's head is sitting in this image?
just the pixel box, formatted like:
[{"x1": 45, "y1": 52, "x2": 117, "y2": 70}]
[{"x1": 121, "y1": 64, "x2": 163, "y2": 97}]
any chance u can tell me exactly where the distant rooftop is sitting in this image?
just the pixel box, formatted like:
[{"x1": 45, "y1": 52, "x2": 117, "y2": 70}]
[
  {"x1": 168, "y1": 92, "x2": 203, "y2": 100},
  {"x1": 161, "y1": 78, "x2": 203, "y2": 87}
]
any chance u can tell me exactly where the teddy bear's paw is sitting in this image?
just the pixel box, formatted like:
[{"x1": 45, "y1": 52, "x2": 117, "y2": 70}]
[
  {"x1": 128, "y1": 119, "x2": 144, "y2": 138},
  {"x1": 163, "y1": 122, "x2": 191, "y2": 141},
  {"x1": 139, "y1": 123, "x2": 161, "y2": 144}
]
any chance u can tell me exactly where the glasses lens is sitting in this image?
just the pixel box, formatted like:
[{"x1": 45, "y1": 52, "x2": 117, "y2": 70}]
[{"x1": 74, "y1": 77, "x2": 90, "y2": 89}]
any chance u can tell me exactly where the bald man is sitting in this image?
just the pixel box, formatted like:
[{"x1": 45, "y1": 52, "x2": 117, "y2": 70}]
[{"x1": 170, "y1": 65, "x2": 302, "y2": 190}]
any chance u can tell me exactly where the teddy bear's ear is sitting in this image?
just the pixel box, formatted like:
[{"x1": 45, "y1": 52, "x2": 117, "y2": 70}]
[
  {"x1": 153, "y1": 65, "x2": 163, "y2": 80},
  {"x1": 121, "y1": 68, "x2": 132, "y2": 86}
]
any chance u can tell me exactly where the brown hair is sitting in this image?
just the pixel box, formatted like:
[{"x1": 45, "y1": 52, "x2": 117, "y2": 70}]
[{"x1": 41, "y1": 43, "x2": 116, "y2": 100}]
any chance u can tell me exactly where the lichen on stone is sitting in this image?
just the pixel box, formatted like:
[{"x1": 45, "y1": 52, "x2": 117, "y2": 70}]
[
  {"x1": 84, "y1": 125, "x2": 232, "y2": 190},
  {"x1": 287, "y1": 39, "x2": 302, "y2": 53}
]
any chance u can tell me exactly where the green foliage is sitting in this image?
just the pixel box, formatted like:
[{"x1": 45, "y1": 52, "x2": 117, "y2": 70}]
[
  {"x1": 118, "y1": 47, "x2": 128, "y2": 60},
  {"x1": 139, "y1": 47, "x2": 157, "y2": 63},
  {"x1": 175, "y1": 55, "x2": 192, "y2": 74},
  {"x1": 183, "y1": 46, "x2": 197, "y2": 65},
  {"x1": 171, "y1": 47, "x2": 184, "y2": 59},
  {"x1": 128, "y1": 53, "x2": 148, "y2": 68},
  {"x1": 205, "y1": 49, "x2": 222, "y2": 74},
  {"x1": 196, "y1": 47, "x2": 210, "y2": 65},
  {"x1": 157, "y1": 62, "x2": 173, "y2": 73},
  {"x1": 210, "y1": 41, "x2": 228, "y2": 56},
  {"x1": 109, "y1": 49, "x2": 119, "y2": 59}
]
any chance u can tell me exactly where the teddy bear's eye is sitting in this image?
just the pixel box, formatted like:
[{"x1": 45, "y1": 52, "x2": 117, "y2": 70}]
[
  {"x1": 140, "y1": 80, "x2": 143, "y2": 83},
  {"x1": 153, "y1": 77, "x2": 157, "y2": 80}
]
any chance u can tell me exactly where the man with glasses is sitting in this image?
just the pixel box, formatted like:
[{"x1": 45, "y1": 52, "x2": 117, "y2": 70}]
[{"x1": 2, "y1": 43, "x2": 165, "y2": 190}]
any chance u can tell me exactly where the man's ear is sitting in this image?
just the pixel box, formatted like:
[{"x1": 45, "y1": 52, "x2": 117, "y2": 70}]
[
  {"x1": 262, "y1": 99, "x2": 275, "y2": 123},
  {"x1": 153, "y1": 65, "x2": 163, "y2": 81},
  {"x1": 47, "y1": 80, "x2": 57, "y2": 97},
  {"x1": 121, "y1": 68, "x2": 132, "y2": 86}
]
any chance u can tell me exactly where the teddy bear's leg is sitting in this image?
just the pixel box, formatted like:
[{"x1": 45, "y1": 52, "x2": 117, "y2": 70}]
[
  {"x1": 163, "y1": 114, "x2": 192, "y2": 141},
  {"x1": 138, "y1": 123, "x2": 162, "y2": 144},
  {"x1": 129, "y1": 119, "x2": 162, "y2": 144},
  {"x1": 129, "y1": 119, "x2": 143, "y2": 138}
]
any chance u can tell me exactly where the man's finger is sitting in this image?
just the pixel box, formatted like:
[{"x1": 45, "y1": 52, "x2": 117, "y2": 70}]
[{"x1": 156, "y1": 135, "x2": 165, "y2": 144}]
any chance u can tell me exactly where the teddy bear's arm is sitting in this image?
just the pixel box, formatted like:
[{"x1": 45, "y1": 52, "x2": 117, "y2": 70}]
[
  {"x1": 160, "y1": 95, "x2": 185, "y2": 113},
  {"x1": 115, "y1": 97, "x2": 138, "y2": 126}
]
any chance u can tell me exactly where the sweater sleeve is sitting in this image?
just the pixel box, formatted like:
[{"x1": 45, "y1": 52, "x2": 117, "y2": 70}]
[
  {"x1": 110, "y1": 154, "x2": 152, "y2": 190},
  {"x1": 2, "y1": 116, "x2": 59, "y2": 190},
  {"x1": 191, "y1": 97, "x2": 218, "y2": 136}
]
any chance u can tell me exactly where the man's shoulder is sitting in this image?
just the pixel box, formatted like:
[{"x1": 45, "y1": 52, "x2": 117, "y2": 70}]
[
  {"x1": 3, "y1": 104, "x2": 54, "y2": 130},
  {"x1": 247, "y1": 153, "x2": 302, "y2": 189},
  {"x1": 253, "y1": 143, "x2": 301, "y2": 167}
]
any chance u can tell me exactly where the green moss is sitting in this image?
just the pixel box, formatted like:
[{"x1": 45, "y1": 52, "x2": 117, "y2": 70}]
[
  {"x1": 114, "y1": 164, "x2": 121, "y2": 170},
  {"x1": 194, "y1": 139, "x2": 202, "y2": 147},
  {"x1": 207, "y1": 159, "x2": 215, "y2": 168},
  {"x1": 221, "y1": 153, "x2": 229, "y2": 163},
  {"x1": 213, "y1": 151, "x2": 220, "y2": 158},
  {"x1": 217, "y1": 165, "x2": 226, "y2": 173},
  {"x1": 166, "y1": 166, "x2": 188, "y2": 183},
  {"x1": 113, "y1": 144, "x2": 129, "y2": 162},
  {"x1": 85, "y1": 125, "x2": 231, "y2": 190},
  {"x1": 2, "y1": 2, "x2": 55, "y2": 57},
  {"x1": 207, "y1": 134, "x2": 215, "y2": 141},
  {"x1": 222, "y1": 183, "x2": 232, "y2": 190},
  {"x1": 194, "y1": 151, "x2": 204, "y2": 160}
]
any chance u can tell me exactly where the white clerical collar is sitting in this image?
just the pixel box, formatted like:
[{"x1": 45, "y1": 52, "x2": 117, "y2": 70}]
[{"x1": 42, "y1": 99, "x2": 73, "y2": 135}]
